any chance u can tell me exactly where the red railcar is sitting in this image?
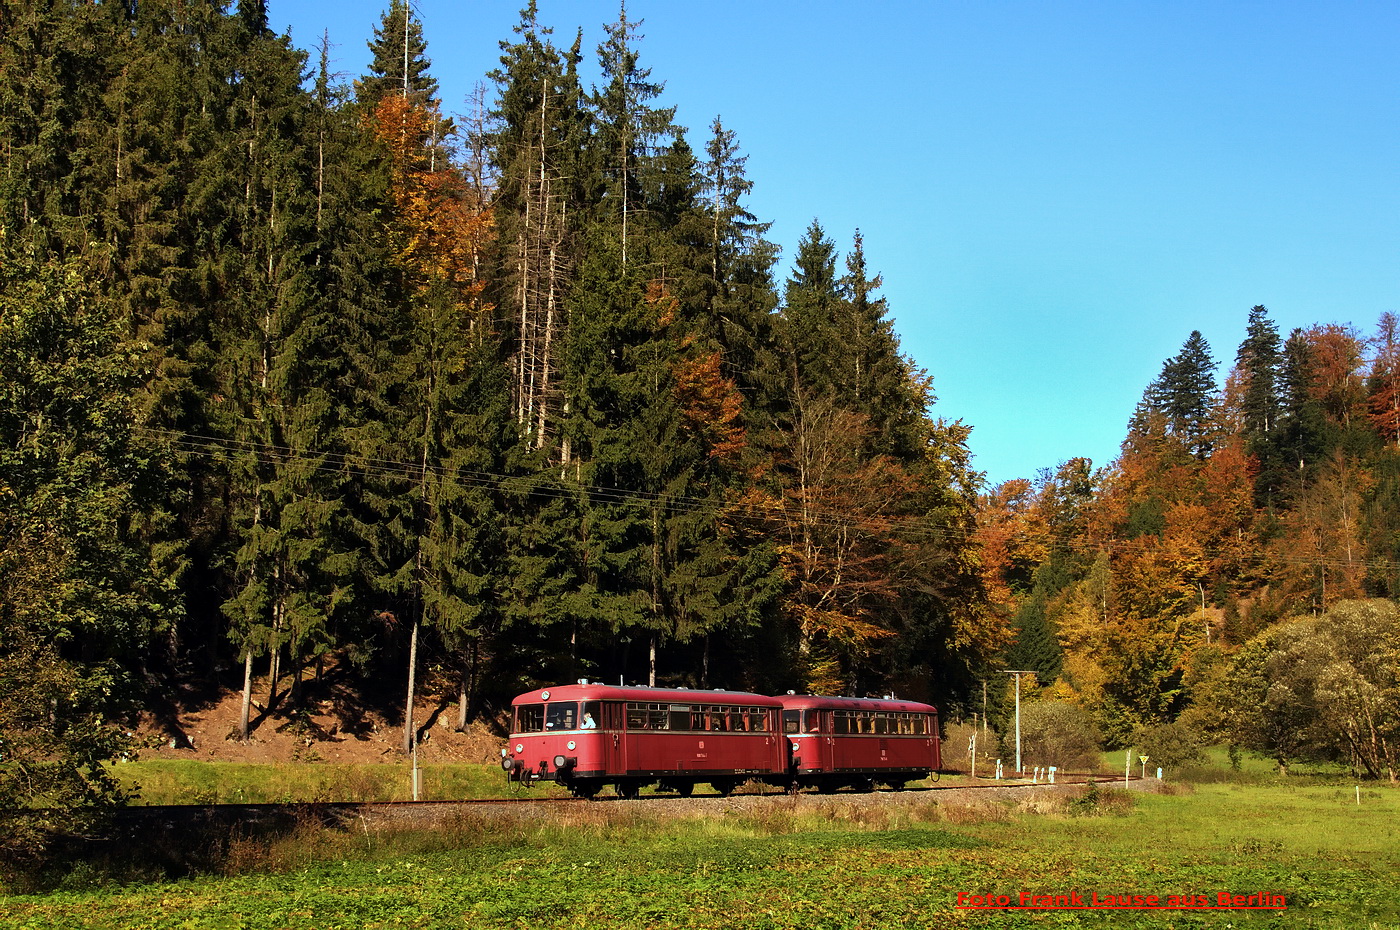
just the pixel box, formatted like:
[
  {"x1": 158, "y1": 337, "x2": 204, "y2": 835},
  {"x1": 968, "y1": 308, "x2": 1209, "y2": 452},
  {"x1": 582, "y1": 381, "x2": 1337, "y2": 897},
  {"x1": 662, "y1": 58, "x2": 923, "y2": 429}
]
[
  {"x1": 777, "y1": 694, "x2": 941, "y2": 792},
  {"x1": 503, "y1": 683, "x2": 787, "y2": 798}
]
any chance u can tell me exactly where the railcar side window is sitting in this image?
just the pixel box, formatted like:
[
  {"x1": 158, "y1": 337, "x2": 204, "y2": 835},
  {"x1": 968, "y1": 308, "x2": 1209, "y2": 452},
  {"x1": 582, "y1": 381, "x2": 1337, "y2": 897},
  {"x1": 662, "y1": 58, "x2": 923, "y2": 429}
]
[
  {"x1": 515, "y1": 704, "x2": 545, "y2": 733},
  {"x1": 625, "y1": 702, "x2": 673, "y2": 730},
  {"x1": 782, "y1": 710, "x2": 800, "y2": 734},
  {"x1": 748, "y1": 710, "x2": 769, "y2": 732},
  {"x1": 803, "y1": 710, "x2": 821, "y2": 732}
]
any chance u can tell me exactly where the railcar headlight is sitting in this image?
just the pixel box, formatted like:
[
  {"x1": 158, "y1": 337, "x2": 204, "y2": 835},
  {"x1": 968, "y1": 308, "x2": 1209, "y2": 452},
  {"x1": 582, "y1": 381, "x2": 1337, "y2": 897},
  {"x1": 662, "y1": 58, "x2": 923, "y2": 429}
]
[
  {"x1": 501, "y1": 756, "x2": 515, "y2": 772},
  {"x1": 567, "y1": 740, "x2": 576, "y2": 751},
  {"x1": 553, "y1": 754, "x2": 568, "y2": 769},
  {"x1": 515, "y1": 743, "x2": 524, "y2": 753}
]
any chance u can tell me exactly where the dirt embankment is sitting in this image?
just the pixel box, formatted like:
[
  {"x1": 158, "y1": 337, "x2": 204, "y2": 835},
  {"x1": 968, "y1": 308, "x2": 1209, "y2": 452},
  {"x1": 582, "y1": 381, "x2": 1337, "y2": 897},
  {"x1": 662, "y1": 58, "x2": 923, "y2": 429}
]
[{"x1": 135, "y1": 671, "x2": 507, "y2": 766}]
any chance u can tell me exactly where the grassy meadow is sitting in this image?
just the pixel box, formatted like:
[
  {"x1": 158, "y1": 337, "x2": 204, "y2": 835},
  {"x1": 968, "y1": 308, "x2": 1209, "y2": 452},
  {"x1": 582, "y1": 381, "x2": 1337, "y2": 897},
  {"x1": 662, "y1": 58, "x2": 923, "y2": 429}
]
[
  {"x1": 107, "y1": 759, "x2": 561, "y2": 805},
  {"x1": 4, "y1": 754, "x2": 1398, "y2": 929}
]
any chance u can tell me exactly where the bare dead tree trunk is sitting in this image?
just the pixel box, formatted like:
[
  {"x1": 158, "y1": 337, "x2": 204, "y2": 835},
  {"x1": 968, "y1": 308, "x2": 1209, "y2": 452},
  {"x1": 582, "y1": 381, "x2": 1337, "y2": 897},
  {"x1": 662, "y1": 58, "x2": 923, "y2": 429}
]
[
  {"x1": 403, "y1": 612, "x2": 419, "y2": 754},
  {"x1": 239, "y1": 650, "x2": 254, "y2": 740}
]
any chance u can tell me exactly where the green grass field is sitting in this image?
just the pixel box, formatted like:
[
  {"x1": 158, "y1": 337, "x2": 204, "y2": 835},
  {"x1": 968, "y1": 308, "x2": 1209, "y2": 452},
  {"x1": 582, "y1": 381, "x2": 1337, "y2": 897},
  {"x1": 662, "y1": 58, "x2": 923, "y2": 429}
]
[
  {"x1": 4, "y1": 759, "x2": 1397, "y2": 929},
  {"x1": 108, "y1": 758, "x2": 561, "y2": 805}
]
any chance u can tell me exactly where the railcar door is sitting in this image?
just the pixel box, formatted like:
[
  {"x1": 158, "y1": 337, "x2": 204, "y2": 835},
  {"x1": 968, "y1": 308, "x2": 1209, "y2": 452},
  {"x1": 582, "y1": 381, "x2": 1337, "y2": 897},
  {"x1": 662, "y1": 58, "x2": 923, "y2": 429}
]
[{"x1": 603, "y1": 701, "x2": 627, "y2": 777}]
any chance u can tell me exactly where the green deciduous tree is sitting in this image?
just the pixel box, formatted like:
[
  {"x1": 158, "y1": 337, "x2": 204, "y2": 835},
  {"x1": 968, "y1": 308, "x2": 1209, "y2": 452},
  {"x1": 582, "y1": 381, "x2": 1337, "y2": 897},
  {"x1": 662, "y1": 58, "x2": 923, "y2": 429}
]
[{"x1": 0, "y1": 247, "x2": 180, "y2": 870}]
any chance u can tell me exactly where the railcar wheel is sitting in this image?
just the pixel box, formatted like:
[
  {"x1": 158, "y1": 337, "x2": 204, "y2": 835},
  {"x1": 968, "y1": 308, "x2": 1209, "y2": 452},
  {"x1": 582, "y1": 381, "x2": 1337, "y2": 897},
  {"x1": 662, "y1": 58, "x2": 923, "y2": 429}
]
[
  {"x1": 884, "y1": 779, "x2": 907, "y2": 792},
  {"x1": 710, "y1": 779, "x2": 737, "y2": 798},
  {"x1": 570, "y1": 783, "x2": 601, "y2": 800},
  {"x1": 616, "y1": 781, "x2": 641, "y2": 800},
  {"x1": 676, "y1": 782, "x2": 694, "y2": 798}
]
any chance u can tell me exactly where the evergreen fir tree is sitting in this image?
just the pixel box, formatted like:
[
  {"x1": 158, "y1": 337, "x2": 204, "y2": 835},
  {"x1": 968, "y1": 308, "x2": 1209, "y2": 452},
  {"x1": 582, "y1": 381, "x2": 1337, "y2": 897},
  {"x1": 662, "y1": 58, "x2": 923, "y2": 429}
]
[
  {"x1": 781, "y1": 219, "x2": 842, "y2": 396},
  {"x1": 1236, "y1": 305, "x2": 1286, "y2": 505},
  {"x1": 1135, "y1": 330, "x2": 1218, "y2": 458},
  {"x1": 358, "y1": 0, "x2": 441, "y2": 108},
  {"x1": 589, "y1": 4, "x2": 677, "y2": 269},
  {"x1": 1278, "y1": 327, "x2": 1329, "y2": 477}
]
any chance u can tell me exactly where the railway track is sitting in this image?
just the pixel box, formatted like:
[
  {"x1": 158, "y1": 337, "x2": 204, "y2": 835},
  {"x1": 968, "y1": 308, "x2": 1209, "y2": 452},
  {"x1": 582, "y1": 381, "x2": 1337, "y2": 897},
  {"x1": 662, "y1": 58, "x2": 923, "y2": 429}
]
[{"x1": 107, "y1": 772, "x2": 1145, "y2": 833}]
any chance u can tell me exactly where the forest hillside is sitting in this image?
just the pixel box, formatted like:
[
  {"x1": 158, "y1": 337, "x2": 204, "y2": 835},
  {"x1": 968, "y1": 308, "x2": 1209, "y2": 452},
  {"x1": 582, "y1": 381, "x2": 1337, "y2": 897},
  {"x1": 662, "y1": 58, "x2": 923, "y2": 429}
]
[{"x1": 1, "y1": 2, "x2": 1396, "y2": 859}]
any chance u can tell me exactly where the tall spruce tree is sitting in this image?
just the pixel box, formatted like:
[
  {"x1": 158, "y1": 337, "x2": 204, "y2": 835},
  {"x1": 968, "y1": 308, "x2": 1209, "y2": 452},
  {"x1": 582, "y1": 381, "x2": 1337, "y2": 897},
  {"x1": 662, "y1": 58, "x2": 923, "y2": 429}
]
[
  {"x1": 358, "y1": 0, "x2": 440, "y2": 108},
  {"x1": 781, "y1": 220, "x2": 841, "y2": 396},
  {"x1": 589, "y1": 4, "x2": 676, "y2": 270},
  {"x1": 1135, "y1": 330, "x2": 1218, "y2": 458},
  {"x1": 1236, "y1": 305, "x2": 1286, "y2": 505},
  {"x1": 216, "y1": 6, "x2": 333, "y2": 733},
  {"x1": 1278, "y1": 327, "x2": 1330, "y2": 477},
  {"x1": 698, "y1": 117, "x2": 782, "y2": 414}
]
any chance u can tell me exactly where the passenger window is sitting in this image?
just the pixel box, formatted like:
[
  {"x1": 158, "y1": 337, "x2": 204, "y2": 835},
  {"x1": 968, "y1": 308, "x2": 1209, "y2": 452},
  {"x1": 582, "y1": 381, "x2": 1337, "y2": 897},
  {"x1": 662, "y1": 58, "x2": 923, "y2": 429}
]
[
  {"x1": 626, "y1": 704, "x2": 647, "y2": 729},
  {"x1": 783, "y1": 710, "x2": 800, "y2": 734},
  {"x1": 803, "y1": 710, "x2": 821, "y2": 732},
  {"x1": 748, "y1": 710, "x2": 768, "y2": 732}
]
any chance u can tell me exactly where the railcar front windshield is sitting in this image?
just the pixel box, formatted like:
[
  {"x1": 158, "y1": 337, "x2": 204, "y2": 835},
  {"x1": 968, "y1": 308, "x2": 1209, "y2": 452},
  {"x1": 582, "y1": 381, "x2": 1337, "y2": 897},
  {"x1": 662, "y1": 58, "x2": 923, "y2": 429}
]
[{"x1": 513, "y1": 701, "x2": 601, "y2": 733}]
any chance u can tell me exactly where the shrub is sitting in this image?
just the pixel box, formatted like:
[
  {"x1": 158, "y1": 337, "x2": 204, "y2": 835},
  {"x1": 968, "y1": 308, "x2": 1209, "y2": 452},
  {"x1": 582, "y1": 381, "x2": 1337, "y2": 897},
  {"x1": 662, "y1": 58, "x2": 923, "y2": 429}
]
[
  {"x1": 1130, "y1": 720, "x2": 1206, "y2": 773},
  {"x1": 1018, "y1": 701, "x2": 1101, "y2": 771}
]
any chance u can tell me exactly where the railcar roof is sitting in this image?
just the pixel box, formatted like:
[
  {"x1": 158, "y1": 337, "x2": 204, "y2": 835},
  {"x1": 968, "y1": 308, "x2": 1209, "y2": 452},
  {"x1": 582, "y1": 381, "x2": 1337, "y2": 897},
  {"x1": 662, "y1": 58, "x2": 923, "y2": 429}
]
[
  {"x1": 776, "y1": 694, "x2": 939, "y2": 714},
  {"x1": 510, "y1": 683, "x2": 784, "y2": 706}
]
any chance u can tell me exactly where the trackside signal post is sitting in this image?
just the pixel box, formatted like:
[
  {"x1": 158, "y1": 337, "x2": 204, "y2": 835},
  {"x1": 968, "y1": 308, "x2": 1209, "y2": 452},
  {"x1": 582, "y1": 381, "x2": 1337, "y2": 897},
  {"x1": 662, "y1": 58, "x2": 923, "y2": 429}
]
[{"x1": 1001, "y1": 670, "x2": 1035, "y2": 774}]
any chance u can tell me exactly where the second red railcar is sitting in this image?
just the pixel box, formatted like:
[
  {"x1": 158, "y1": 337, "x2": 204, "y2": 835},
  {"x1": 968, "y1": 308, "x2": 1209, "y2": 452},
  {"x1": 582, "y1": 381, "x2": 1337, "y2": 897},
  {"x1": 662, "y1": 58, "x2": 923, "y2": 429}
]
[{"x1": 778, "y1": 694, "x2": 941, "y2": 792}]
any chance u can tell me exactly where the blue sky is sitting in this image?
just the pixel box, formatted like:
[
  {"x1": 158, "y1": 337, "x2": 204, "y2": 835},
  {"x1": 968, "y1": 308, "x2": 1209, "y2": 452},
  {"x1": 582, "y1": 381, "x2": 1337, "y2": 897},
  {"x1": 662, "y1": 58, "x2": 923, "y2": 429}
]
[{"x1": 271, "y1": 0, "x2": 1400, "y2": 488}]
